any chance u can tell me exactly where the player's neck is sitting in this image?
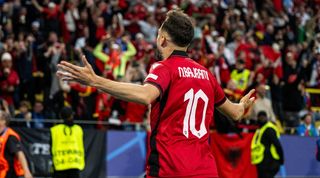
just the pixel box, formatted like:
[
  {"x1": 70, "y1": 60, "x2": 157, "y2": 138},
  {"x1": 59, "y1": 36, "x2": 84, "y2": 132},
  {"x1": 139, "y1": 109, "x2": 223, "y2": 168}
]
[{"x1": 162, "y1": 46, "x2": 188, "y2": 59}]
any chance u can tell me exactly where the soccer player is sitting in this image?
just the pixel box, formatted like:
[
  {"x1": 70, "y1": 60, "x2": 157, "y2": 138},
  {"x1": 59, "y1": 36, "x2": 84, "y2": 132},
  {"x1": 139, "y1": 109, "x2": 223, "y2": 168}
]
[{"x1": 57, "y1": 9, "x2": 255, "y2": 178}]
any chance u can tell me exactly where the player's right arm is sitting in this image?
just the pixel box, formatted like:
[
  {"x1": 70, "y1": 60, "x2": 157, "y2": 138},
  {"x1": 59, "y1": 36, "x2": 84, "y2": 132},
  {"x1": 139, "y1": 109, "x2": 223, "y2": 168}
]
[
  {"x1": 57, "y1": 55, "x2": 160, "y2": 105},
  {"x1": 93, "y1": 76, "x2": 160, "y2": 105}
]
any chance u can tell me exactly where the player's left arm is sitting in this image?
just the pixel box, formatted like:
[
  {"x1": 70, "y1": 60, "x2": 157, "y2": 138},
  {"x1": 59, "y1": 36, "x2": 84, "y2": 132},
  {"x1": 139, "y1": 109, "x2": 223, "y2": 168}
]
[
  {"x1": 57, "y1": 55, "x2": 160, "y2": 105},
  {"x1": 217, "y1": 89, "x2": 255, "y2": 121}
]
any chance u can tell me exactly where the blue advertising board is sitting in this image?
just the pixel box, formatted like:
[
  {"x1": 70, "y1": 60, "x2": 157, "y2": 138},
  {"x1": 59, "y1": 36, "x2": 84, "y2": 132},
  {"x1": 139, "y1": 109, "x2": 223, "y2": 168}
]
[
  {"x1": 106, "y1": 131, "x2": 320, "y2": 177},
  {"x1": 279, "y1": 135, "x2": 320, "y2": 177},
  {"x1": 107, "y1": 131, "x2": 147, "y2": 177}
]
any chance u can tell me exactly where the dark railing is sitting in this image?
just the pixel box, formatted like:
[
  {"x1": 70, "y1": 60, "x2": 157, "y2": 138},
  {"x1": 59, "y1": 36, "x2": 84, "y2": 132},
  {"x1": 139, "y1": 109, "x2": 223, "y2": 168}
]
[{"x1": 9, "y1": 118, "x2": 148, "y2": 131}]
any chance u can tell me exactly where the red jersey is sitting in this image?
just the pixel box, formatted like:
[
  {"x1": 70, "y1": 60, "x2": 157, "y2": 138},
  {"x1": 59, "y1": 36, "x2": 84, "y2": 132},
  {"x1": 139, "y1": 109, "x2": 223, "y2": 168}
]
[
  {"x1": 0, "y1": 70, "x2": 20, "y2": 105},
  {"x1": 145, "y1": 50, "x2": 226, "y2": 177}
]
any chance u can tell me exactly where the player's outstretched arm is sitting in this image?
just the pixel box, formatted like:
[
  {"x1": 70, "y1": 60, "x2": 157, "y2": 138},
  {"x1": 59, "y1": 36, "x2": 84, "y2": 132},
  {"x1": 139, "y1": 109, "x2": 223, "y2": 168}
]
[
  {"x1": 57, "y1": 55, "x2": 160, "y2": 105},
  {"x1": 217, "y1": 89, "x2": 255, "y2": 121}
]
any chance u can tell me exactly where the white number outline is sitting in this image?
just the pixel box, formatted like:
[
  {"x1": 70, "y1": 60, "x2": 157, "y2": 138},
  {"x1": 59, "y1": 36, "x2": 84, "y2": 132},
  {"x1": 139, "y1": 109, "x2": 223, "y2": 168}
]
[{"x1": 183, "y1": 89, "x2": 208, "y2": 139}]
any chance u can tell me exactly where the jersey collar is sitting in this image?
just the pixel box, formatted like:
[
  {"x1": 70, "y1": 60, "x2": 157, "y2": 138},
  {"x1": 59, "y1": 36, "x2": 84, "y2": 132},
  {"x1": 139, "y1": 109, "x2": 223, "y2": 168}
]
[{"x1": 170, "y1": 50, "x2": 189, "y2": 58}]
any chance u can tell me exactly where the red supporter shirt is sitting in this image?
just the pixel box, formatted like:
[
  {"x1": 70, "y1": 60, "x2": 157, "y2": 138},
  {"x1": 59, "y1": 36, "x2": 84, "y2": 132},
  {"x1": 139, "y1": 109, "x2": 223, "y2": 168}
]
[
  {"x1": 42, "y1": 6, "x2": 60, "y2": 19},
  {"x1": 0, "y1": 70, "x2": 20, "y2": 105},
  {"x1": 145, "y1": 50, "x2": 226, "y2": 177},
  {"x1": 125, "y1": 102, "x2": 147, "y2": 123}
]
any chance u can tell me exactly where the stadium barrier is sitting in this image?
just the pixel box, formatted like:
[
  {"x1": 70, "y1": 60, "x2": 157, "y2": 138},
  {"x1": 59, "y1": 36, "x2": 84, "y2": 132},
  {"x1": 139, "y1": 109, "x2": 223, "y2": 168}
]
[
  {"x1": 14, "y1": 127, "x2": 106, "y2": 178},
  {"x1": 8, "y1": 121, "x2": 320, "y2": 178}
]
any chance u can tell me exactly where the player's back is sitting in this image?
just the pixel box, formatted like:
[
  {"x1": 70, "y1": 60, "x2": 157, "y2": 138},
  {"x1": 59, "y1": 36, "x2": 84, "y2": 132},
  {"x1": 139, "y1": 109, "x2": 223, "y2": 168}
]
[{"x1": 145, "y1": 51, "x2": 225, "y2": 177}]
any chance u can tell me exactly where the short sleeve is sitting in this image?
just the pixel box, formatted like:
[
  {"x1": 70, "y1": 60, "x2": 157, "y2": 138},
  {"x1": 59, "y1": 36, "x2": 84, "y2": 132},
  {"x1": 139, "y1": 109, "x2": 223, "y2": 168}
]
[
  {"x1": 144, "y1": 62, "x2": 171, "y2": 97},
  {"x1": 7, "y1": 136, "x2": 22, "y2": 154},
  {"x1": 210, "y1": 73, "x2": 226, "y2": 106}
]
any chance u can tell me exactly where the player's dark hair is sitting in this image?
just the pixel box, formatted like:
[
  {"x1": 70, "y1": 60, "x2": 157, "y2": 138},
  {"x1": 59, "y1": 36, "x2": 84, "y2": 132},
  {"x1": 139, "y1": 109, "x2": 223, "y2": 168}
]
[{"x1": 161, "y1": 9, "x2": 194, "y2": 47}]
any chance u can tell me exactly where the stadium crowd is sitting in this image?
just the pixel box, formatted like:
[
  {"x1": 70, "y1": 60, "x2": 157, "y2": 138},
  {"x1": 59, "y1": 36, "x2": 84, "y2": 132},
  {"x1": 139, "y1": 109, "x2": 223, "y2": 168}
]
[{"x1": 0, "y1": 0, "x2": 319, "y2": 135}]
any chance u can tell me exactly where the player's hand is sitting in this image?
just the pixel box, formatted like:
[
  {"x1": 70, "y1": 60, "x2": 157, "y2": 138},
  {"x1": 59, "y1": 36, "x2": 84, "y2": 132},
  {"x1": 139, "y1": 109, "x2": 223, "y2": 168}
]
[
  {"x1": 57, "y1": 55, "x2": 96, "y2": 86},
  {"x1": 240, "y1": 89, "x2": 255, "y2": 110}
]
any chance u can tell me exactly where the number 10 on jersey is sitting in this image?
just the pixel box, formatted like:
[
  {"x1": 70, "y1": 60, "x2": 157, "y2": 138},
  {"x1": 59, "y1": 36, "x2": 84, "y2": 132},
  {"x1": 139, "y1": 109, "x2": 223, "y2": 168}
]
[{"x1": 183, "y1": 89, "x2": 209, "y2": 139}]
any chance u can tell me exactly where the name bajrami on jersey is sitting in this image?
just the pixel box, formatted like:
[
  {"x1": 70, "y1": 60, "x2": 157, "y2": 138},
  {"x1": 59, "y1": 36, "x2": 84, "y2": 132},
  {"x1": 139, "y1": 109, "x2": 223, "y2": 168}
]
[{"x1": 178, "y1": 67, "x2": 209, "y2": 80}]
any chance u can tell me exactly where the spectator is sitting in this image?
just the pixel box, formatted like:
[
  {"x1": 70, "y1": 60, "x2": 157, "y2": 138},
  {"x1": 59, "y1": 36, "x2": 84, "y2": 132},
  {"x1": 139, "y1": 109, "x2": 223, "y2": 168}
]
[
  {"x1": 263, "y1": 24, "x2": 275, "y2": 45},
  {"x1": 31, "y1": 101, "x2": 45, "y2": 129},
  {"x1": 94, "y1": 16, "x2": 107, "y2": 43},
  {"x1": 296, "y1": 113, "x2": 319, "y2": 136},
  {"x1": 64, "y1": 1, "x2": 80, "y2": 42},
  {"x1": 16, "y1": 34, "x2": 35, "y2": 104},
  {"x1": 143, "y1": 0, "x2": 156, "y2": 13},
  {"x1": 137, "y1": 15, "x2": 158, "y2": 43},
  {"x1": 93, "y1": 33, "x2": 137, "y2": 80},
  {"x1": 269, "y1": 75, "x2": 285, "y2": 124},
  {"x1": 109, "y1": 13, "x2": 125, "y2": 39},
  {"x1": 124, "y1": 0, "x2": 147, "y2": 37},
  {"x1": 226, "y1": 31, "x2": 244, "y2": 64},
  {"x1": 49, "y1": 78, "x2": 97, "y2": 122},
  {"x1": 250, "y1": 83, "x2": 277, "y2": 122},
  {"x1": 309, "y1": 46, "x2": 320, "y2": 88},
  {"x1": 31, "y1": 0, "x2": 65, "y2": 37},
  {"x1": 211, "y1": 38, "x2": 232, "y2": 88},
  {"x1": 282, "y1": 52, "x2": 305, "y2": 129},
  {"x1": 0, "y1": 98, "x2": 10, "y2": 114},
  {"x1": 68, "y1": 82, "x2": 97, "y2": 121},
  {"x1": 0, "y1": 52, "x2": 19, "y2": 114},
  {"x1": 15, "y1": 100, "x2": 32, "y2": 128},
  {"x1": 94, "y1": 90, "x2": 114, "y2": 130},
  {"x1": 11, "y1": 5, "x2": 27, "y2": 39},
  {"x1": 44, "y1": 31, "x2": 66, "y2": 100},
  {"x1": 230, "y1": 58, "x2": 253, "y2": 94},
  {"x1": 30, "y1": 20, "x2": 44, "y2": 45},
  {"x1": 46, "y1": 80, "x2": 71, "y2": 120},
  {"x1": 133, "y1": 33, "x2": 151, "y2": 61},
  {"x1": 74, "y1": 27, "x2": 89, "y2": 52}
]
